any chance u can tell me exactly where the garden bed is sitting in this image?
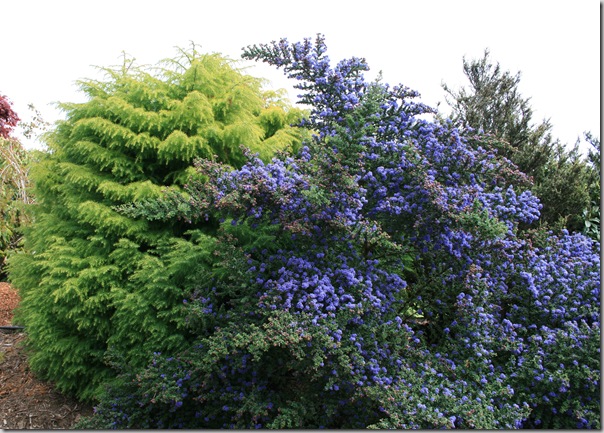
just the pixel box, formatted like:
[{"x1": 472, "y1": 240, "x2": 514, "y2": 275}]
[{"x1": 0, "y1": 282, "x2": 94, "y2": 429}]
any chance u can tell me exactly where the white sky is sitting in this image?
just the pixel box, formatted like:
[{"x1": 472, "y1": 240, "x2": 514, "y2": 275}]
[{"x1": 2, "y1": 0, "x2": 600, "y2": 152}]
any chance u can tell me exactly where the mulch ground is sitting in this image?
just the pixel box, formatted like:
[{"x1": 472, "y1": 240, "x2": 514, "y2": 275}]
[{"x1": 0, "y1": 282, "x2": 94, "y2": 429}]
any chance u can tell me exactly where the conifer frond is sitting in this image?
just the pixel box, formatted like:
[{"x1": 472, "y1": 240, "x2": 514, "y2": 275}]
[
  {"x1": 71, "y1": 116, "x2": 136, "y2": 149},
  {"x1": 158, "y1": 130, "x2": 210, "y2": 163},
  {"x1": 59, "y1": 161, "x2": 105, "y2": 192},
  {"x1": 75, "y1": 140, "x2": 145, "y2": 182}
]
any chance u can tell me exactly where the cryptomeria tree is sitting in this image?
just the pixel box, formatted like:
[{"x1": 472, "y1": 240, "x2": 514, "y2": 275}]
[
  {"x1": 78, "y1": 36, "x2": 599, "y2": 429},
  {"x1": 8, "y1": 48, "x2": 306, "y2": 400},
  {"x1": 442, "y1": 50, "x2": 594, "y2": 232}
]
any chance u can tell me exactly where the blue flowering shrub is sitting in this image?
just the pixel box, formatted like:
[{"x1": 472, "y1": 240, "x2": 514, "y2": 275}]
[{"x1": 76, "y1": 35, "x2": 600, "y2": 429}]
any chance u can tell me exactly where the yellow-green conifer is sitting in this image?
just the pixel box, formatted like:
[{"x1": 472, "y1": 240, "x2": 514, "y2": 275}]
[{"x1": 8, "y1": 49, "x2": 306, "y2": 400}]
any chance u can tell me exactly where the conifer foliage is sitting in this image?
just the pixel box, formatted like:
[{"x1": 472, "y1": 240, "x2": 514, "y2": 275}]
[
  {"x1": 8, "y1": 48, "x2": 306, "y2": 400},
  {"x1": 78, "y1": 36, "x2": 599, "y2": 428},
  {"x1": 442, "y1": 51, "x2": 595, "y2": 232}
]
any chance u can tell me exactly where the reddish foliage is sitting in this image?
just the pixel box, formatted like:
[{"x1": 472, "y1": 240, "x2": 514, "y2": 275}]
[{"x1": 0, "y1": 94, "x2": 20, "y2": 139}]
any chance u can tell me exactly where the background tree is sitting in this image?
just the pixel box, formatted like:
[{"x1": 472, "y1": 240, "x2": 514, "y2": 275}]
[
  {"x1": 581, "y1": 132, "x2": 600, "y2": 241},
  {"x1": 0, "y1": 138, "x2": 33, "y2": 279},
  {"x1": 442, "y1": 50, "x2": 594, "y2": 232},
  {"x1": 0, "y1": 95, "x2": 35, "y2": 280},
  {"x1": 8, "y1": 48, "x2": 307, "y2": 400}
]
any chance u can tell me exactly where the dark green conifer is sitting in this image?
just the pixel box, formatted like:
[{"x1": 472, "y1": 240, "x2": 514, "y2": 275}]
[
  {"x1": 442, "y1": 50, "x2": 593, "y2": 231},
  {"x1": 8, "y1": 48, "x2": 306, "y2": 400}
]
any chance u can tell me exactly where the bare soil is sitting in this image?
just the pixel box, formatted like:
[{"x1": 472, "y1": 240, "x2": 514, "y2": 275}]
[{"x1": 0, "y1": 282, "x2": 94, "y2": 429}]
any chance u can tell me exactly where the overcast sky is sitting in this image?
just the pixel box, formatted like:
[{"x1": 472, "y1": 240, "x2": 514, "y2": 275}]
[{"x1": 2, "y1": 0, "x2": 600, "y2": 152}]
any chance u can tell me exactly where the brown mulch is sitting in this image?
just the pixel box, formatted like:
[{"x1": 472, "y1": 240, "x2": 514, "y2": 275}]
[
  {"x1": 0, "y1": 281, "x2": 20, "y2": 326},
  {"x1": 0, "y1": 282, "x2": 95, "y2": 429}
]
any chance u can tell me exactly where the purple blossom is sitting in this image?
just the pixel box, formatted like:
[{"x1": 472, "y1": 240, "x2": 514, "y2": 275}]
[{"x1": 95, "y1": 35, "x2": 600, "y2": 430}]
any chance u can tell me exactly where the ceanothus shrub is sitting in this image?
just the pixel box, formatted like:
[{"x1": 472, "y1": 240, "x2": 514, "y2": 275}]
[{"x1": 78, "y1": 35, "x2": 600, "y2": 429}]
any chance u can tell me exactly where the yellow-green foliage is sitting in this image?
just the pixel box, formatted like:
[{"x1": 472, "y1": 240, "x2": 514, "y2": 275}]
[{"x1": 8, "y1": 49, "x2": 307, "y2": 400}]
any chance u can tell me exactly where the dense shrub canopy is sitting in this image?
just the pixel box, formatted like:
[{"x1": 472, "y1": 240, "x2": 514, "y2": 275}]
[
  {"x1": 8, "y1": 49, "x2": 306, "y2": 400},
  {"x1": 79, "y1": 36, "x2": 600, "y2": 429}
]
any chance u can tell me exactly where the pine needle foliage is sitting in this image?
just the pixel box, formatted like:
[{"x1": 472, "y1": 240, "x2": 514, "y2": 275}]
[
  {"x1": 8, "y1": 47, "x2": 306, "y2": 401},
  {"x1": 442, "y1": 50, "x2": 594, "y2": 232}
]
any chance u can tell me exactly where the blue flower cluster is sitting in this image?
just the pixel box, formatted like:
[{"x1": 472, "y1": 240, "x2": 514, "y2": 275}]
[
  {"x1": 87, "y1": 35, "x2": 600, "y2": 429},
  {"x1": 184, "y1": 36, "x2": 599, "y2": 428}
]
